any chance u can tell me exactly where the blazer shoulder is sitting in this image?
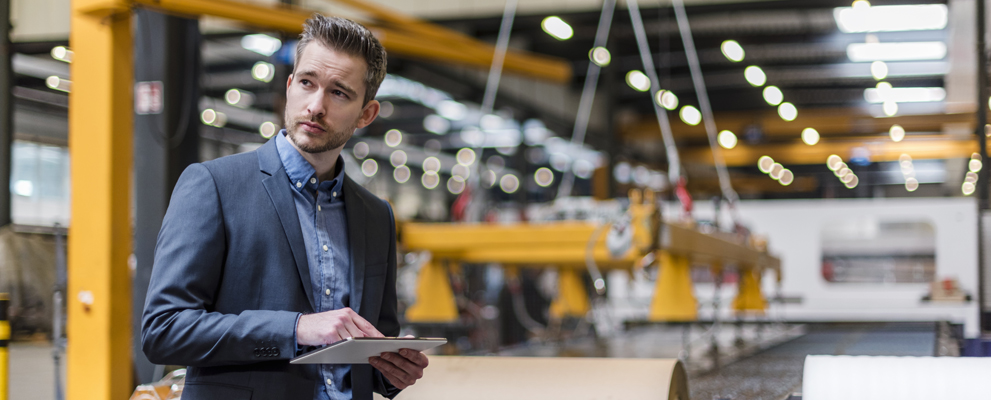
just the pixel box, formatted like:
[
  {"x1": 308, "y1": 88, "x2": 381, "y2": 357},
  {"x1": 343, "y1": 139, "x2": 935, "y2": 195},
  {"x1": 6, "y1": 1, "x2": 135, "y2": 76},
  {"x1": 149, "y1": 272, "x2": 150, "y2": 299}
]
[
  {"x1": 199, "y1": 151, "x2": 259, "y2": 177},
  {"x1": 348, "y1": 176, "x2": 392, "y2": 215}
]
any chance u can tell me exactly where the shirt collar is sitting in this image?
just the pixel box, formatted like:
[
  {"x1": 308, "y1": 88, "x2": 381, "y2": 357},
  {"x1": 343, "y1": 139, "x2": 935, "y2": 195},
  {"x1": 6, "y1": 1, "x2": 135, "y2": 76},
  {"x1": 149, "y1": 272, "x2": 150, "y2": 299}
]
[{"x1": 275, "y1": 130, "x2": 346, "y2": 196}]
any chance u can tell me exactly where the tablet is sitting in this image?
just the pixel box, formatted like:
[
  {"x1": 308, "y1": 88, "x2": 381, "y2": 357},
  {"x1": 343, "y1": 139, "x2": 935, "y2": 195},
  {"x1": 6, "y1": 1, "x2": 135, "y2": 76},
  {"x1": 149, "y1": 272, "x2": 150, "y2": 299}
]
[{"x1": 290, "y1": 337, "x2": 447, "y2": 364}]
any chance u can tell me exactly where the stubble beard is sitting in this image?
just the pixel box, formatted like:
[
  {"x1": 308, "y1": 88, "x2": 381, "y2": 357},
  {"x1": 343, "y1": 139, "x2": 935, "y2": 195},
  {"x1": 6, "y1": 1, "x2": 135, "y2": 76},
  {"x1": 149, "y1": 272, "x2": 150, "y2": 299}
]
[{"x1": 284, "y1": 115, "x2": 357, "y2": 154}]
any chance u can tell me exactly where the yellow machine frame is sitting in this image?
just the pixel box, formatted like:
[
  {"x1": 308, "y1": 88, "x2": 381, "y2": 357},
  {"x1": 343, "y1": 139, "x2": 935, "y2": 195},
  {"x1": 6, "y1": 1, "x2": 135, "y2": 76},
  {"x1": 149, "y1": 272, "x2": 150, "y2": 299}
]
[{"x1": 400, "y1": 190, "x2": 782, "y2": 324}]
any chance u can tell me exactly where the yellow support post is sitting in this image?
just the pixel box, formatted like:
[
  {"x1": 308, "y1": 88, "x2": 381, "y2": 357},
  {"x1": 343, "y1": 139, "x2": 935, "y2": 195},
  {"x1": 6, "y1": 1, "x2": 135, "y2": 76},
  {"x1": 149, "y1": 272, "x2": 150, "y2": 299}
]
[
  {"x1": 0, "y1": 294, "x2": 8, "y2": 400},
  {"x1": 648, "y1": 251, "x2": 697, "y2": 321},
  {"x1": 549, "y1": 269, "x2": 590, "y2": 319},
  {"x1": 732, "y1": 267, "x2": 768, "y2": 314},
  {"x1": 68, "y1": 1, "x2": 133, "y2": 399},
  {"x1": 405, "y1": 258, "x2": 459, "y2": 323}
]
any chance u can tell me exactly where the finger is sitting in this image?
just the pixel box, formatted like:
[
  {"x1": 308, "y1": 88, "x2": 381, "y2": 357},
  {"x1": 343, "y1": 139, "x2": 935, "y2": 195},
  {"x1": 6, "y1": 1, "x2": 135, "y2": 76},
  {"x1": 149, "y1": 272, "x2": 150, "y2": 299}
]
[
  {"x1": 347, "y1": 311, "x2": 384, "y2": 337},
  {"x1": 370, "y1": 356, "x2": 412, "y2": 387},
  {"x1": 381, "y1": 352, "x2": 422, "y2": 380},
  {"x1": 400, "y1": 349, "x2": 429, "y2": 368},
  {"x1": 341, "y1": 317, "x2": 366, "y2": 338}
]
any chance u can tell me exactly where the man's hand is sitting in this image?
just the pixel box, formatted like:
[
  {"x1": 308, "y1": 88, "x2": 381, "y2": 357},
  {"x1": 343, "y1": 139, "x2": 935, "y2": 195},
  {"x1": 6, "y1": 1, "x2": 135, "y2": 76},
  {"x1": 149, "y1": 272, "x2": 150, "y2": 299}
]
[
  {"x1": 369, "y1": 346, "x2": 429, "y2": 390},
  {"x1": 296, "y1": 307, "x2": 383, "y2": 346}
]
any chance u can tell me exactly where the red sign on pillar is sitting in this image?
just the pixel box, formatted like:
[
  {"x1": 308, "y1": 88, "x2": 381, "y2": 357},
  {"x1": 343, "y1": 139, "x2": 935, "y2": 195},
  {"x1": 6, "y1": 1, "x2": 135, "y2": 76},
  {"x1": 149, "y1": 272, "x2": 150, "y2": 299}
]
[{"x1": 134, "y1": 81, "x2": 164, "y2": 115}]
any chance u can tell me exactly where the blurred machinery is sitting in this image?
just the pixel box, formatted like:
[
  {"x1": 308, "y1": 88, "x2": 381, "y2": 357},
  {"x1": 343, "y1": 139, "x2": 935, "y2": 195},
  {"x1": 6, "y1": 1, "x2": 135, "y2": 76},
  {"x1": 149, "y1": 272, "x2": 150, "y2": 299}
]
[{"x1": 399, "y1": 190, "x2": 781, "y2": 332}]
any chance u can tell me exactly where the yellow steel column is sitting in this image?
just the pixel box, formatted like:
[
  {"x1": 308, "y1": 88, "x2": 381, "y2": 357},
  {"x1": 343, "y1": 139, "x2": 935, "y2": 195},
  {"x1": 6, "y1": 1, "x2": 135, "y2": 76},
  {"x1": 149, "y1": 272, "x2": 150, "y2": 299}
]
[
  {"x1": 732, "y1": 267, "x2": 768, "y2": 314},
  {"x1": 648, "y1": 251, "x2": 698, "y2": 321},
  {"x1": 405, "y1": 257, "x2": 459, "y2": 323},
  {"x1": 68, "y1": 1, "x2": 133, "y2": 399},
  {"x1": 549, "y1": 269, "x2": 590, "y2": 319}
]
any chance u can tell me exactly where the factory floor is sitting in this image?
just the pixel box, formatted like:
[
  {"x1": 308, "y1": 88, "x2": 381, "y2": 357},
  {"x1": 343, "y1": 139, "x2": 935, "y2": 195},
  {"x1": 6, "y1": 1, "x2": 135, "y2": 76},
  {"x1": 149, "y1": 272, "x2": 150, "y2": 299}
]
[{"x1": 8, "y1": 323, "x2": 942, "y2": 400}]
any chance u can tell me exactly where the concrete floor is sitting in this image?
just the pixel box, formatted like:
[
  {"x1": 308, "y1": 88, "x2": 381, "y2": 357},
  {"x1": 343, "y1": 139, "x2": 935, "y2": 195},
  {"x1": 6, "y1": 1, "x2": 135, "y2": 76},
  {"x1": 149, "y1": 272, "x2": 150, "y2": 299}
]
[{"x1": 10, "y1": 341, "x2": 64, "y2": 400}]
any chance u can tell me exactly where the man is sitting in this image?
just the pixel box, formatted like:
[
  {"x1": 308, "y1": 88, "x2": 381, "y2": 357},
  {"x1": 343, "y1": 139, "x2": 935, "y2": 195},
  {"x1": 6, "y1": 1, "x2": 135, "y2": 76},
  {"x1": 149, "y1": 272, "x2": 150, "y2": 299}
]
[{"x1": 142, "y1": 15, "x2": 427, "y2": 400}]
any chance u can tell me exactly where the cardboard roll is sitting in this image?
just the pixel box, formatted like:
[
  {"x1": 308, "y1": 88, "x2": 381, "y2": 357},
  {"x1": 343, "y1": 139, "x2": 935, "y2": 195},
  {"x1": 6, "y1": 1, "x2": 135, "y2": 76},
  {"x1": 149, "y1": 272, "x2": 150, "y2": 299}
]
[
  {"x1": 803, "y1": 355, "x2": 991, "y2": 400},
  {"x1": 384, "y1": 356, "x2": 688, "y2": 400}
]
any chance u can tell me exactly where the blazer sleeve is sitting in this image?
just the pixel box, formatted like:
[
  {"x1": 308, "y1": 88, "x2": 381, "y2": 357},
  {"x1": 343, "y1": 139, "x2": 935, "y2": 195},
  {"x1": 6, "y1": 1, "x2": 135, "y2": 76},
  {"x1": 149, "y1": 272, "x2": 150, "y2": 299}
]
[
  {"x1": 141, "y1": 163, "x2": 300, "y2": 367},
  {"x1": 373, "y1": 202, "x2": 403, "y2": 399}
]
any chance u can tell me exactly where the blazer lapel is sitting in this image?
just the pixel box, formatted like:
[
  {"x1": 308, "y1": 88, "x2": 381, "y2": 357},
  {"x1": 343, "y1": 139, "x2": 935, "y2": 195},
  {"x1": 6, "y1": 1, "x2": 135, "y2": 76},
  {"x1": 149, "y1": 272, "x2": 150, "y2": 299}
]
[
  {"x1": 344, "y1": 177, "x2": 366, "y2": 315},
  {"x1": 257, "y1": 139, "x2": 316, "y2": 312}
]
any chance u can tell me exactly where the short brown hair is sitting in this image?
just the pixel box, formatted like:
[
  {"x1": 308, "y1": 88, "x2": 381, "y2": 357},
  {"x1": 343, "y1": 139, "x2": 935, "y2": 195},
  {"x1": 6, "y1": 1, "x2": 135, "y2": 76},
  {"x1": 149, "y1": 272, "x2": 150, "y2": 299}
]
[{"x1": 295, "y1": 15, "x2": 387, "y2": 105}]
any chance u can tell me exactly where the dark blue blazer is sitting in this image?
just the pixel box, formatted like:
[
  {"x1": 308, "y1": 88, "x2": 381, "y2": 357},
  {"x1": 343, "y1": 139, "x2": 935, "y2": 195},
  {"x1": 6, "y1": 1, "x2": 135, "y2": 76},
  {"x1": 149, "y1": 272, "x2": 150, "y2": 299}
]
[{"x1": 141, "y1": 137, "x2": 400, "y2": 399}]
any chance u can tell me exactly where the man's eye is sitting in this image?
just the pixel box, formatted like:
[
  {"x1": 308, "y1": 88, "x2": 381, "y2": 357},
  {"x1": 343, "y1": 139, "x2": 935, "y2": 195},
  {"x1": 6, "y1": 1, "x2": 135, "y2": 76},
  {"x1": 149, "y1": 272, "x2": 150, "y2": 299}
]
[{"x1": 300, "y1": 79, "x2": 312, "y2": 86}]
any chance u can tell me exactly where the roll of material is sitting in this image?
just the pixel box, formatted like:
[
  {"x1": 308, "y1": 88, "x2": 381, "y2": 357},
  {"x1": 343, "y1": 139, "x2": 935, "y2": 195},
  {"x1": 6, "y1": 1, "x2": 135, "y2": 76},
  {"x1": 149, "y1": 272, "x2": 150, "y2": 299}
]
[
  {"x1": 803, "y1": 355, "x2": 991, "y2": 400},
  {"x1": 392, "y1": 356, "x2": 689, "y2": 400}
]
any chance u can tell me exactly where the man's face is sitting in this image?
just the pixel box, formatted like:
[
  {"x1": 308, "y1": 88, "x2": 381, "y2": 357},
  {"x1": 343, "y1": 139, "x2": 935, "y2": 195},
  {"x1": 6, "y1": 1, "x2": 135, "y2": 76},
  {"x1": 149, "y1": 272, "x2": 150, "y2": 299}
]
[{"x1": 284, "y1": 42, "x2": 379, "y2": 154}]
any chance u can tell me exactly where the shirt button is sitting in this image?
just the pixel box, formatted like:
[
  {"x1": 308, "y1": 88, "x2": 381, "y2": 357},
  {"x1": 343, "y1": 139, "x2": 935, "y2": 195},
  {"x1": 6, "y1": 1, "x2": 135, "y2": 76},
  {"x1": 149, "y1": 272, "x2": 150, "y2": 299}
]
[
  {"x1": 295, "y1": 181, "x2": 302, "y2": 188},
  {"x1": 318, "y1": 205, "x2": 322, "y2": 211},
  {"x1": 323, "y1": 244, "x2": 329, "y2": 252},
  {"x1": 326, "y1": 378, "x2": 332, "y2": 386},
  {"x1": 332, "y1": 191, "x2": 337, "y2": 197},
  {"x1": 310, "y1": 177, "x2": 316, "y2": 184},
  {"x1": 325, "y1": 289, "x2": 331, "y2": 296}
]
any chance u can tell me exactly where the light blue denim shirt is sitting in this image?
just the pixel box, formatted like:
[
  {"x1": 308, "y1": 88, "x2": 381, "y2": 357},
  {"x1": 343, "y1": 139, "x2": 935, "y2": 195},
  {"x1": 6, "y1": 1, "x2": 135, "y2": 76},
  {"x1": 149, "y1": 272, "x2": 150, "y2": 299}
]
[{"x1": 277, "y1": 130, "x2": 352, "y2": 400}]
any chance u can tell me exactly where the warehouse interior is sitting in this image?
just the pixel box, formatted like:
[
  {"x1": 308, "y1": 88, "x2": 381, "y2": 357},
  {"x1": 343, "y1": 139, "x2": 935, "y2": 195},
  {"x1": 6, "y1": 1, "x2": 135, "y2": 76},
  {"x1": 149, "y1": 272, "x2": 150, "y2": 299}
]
[{"x1": 2, "y1": 0, "x2": 991, "y2": 399}]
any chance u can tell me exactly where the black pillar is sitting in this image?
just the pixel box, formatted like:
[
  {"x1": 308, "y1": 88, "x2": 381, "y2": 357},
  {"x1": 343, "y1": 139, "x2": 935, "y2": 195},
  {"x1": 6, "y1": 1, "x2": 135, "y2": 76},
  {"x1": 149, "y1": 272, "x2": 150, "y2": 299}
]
[
  {"x1": 0, "y1": 0, "x2": 13, "y2": 227},
  {"x1": 977, "y1": 0, "x2": 989, "y2": 332},
  {"x1": 132, "y1": 9, "x2": 201, "y2": 384}
]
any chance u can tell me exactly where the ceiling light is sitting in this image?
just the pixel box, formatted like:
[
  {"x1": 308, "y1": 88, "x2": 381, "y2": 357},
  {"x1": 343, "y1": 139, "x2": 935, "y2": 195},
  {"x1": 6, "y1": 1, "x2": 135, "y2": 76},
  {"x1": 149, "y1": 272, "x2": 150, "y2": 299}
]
[
  {"x1": 500, "y1": 174, "x2": 520, "y2": 193},
  {"x1": 834, "y1": 4, "x2": 948, "y2": 33},
  {"x1": 763, "y1": 86, "x2": 783, "y2": 106},
  {"x1": 51, "y1": 46, "x2": 73, "y2": 63},
  {"x1": 352, "y1": 142, "x2": 369, "y2": 159},
  {"x1": 656, "y1": 90, "x2": 679, "y2": 110},
  {"x1": 393, "y1": 165, "x2": 411, "y2": 183},
  {"x1": 847, "y1": 42, "x2": 947, "y2": 62},
  {"x1": 361, "y1": 159, "x2": 378, "y2": 177},
  {"x1": 385, "y1": 129, "x2": 403, "y2": 147},
  {"x1": 721, "y1": 40, "x2": 745, "y2": 62},
  {"x1": 379, "y1": 101, "x2": 394, "y2": 118},
  {"x1": 717, "y1": 130, "x2": 737, "y2": 149},
  {"x1": 541, "y1": 16, "x2": 574, "y2": 40},
  {"x1": 827, "y1": 154, "x2": 843, "y2": 171},
  {"x1": 779, "y1": 169, "x2": 794, "y2": 186},
  {"x1": 744, "y1": 66, "x2": 767, "y2": 86},
  {"x1": 758, "y1": 156, "x2": 775, "y2": 173},
  {"x1": 573, "y1": 159, "x2": 595, "y2": 179},
  {"x1": 889, "y1": 124, "x2": 905, "y2": 142},
  {"x1": 437, "y1": 100, "x2": 467, "y2": 121},
  {"x1": 802, "y1": 128, "x2": 820, "y2": 145},
  {"x1": 447, "y1": 176, "x2": 466, "y2": 195},
  {"x1": 46, "y1": 76, "x2": 71, "y2": 93},
  {"x1": 865, "y1": 87, "x2": 946, "y2": 103},
  {"x1": 251, "y1": 62, "x2": 275, "y2": 82},
  {"x1": 456, "y1": 148, "x2": 476, "y2": 166},
  {"x1": 241, "y1": 34, "x2": 282, "y2": 56},
  {"x1": 770, "y1": 163, "x2": 784, "y2": 180},
  {"x1": 906, "y1": 177, "x2": 919, "y2": 192},
  {"x1": 626, "y1": 70, "x2": 650, "y2": 92},
  {"x1": 422, "y1": 157, "x2": 441, "y2": 173},
  {"x1": 589, "y1": 47, "x2": 611, "y2": 66},
  {"x1": 680, "y1": 106, "x2": 702, "y2": 126},
  {"x1": 390, "y1": 150, "x2": 407, "y2": 167},
  {"x1": 225, "y1": 89, "x2": 255, "y2": 108},
  {"x1": 883, "y1": 101, "x2": 899, "y2": 116},
  {"x1": 778, "y1": 102, "x2": 798, "y2": 121},
  {"x1": 845, "y1": 175, "x2": 859, "y2": 189},
  {"x1": 963, "y1": 181, "x2": 976, "y2": 196},
  {"x1": 970, "y1": 159, "x2": 983, "y2": 173},
  {"x1": 535, "y1": 167, "x2": 555, "y2": 187},
  {"x1": 422, "y1": 171, "x2": 440, "y2": 189},
  {"x1": 259, "y1": 121, "x2": 278, "y2": 139},
  {"x1": 871, "y1": 61, "x2": 888, "y2": 80},
  {"x1": 452, "y1": 164, "x2": 470, "y2": 179},
  {"x1": 200, "y1": 109, "x2": 227, "y2": 127}
]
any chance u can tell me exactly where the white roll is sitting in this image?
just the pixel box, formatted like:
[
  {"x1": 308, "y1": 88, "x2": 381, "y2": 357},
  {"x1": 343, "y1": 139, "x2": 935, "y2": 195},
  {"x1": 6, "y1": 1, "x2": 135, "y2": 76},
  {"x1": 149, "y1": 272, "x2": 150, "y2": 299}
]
[{"x1": 803, "y1": 355, "x2": 991, "y2": 400}]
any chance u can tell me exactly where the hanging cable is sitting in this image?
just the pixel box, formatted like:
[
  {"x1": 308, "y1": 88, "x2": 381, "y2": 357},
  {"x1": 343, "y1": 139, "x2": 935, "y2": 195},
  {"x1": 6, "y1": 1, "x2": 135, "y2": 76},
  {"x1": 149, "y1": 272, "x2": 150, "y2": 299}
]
[
  {"x1": 670, "y1": 0, "x2": 739, "y2": 205},
  {"x1": 556, "y1": 0, "x2": 616, "y2": 199},
  {"x1": 627, "y1": 0, "x2": 681, "y2": 186}
]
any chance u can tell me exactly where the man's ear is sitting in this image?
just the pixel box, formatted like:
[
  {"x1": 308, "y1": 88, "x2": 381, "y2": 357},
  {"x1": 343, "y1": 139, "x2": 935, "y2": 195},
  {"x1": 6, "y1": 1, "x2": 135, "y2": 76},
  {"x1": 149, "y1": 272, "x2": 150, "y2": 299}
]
[
  {"x1": 357, "y1": 99, "x2": 380, "y2": 129},
  {"x1": 286, "y1": 74, "x2": 294, "y2": 94}
]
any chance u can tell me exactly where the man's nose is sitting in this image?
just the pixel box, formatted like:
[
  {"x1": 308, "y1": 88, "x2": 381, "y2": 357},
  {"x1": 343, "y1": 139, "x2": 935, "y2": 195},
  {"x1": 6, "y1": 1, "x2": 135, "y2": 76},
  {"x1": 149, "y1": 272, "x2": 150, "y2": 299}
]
[{"x1": 305, "y1": 93, "x2": 326, "y2": 119}]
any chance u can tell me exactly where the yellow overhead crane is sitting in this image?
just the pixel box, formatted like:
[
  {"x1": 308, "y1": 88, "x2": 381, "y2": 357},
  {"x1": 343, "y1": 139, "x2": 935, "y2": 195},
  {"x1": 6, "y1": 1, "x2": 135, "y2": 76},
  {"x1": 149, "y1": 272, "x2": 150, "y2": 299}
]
[{"x1": 399, "y1": 190, "x2": 782, "y2": 325}]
